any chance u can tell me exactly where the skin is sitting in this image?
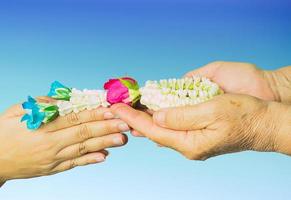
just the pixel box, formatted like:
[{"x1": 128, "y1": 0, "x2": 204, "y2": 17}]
[
  {"x1": 111, "y1": 95, "x2": 291, "y2": 160},
  {"x1": 132, "y1": 61, "x2": 291, "y2": 137},
  {"x1": 184, "y1": 61, "x2": 291, "y2": 103},
  {"x1": 0, "y1": 97, "x2": 129, "y2": 186},
  {"x1": 111, "y1": 61, "x2": 291, "y2": 159},
  {"x1": 1, "y1": 61, "x2": 290, "y2": 186}
]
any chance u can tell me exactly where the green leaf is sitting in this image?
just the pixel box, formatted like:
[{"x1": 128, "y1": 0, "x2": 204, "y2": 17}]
[
  {"x1": 55, "y1": 88, "x2": 71, "y2": 100},
  {"x1": 129, "y1": 89, "x2": 141, "y2": 106},
  {"x1": 43, "y1": 111, "x2": 59, "y2": 123},
  {"x1": 43, "y1": 105, "x2": 58, "y2": 112},
  {"x1": 120, "y1": 79, "x2": 139, "y2": 90}
]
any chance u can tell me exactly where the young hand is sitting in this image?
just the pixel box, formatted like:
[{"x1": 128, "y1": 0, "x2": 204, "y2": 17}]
[{"x1": 0, "y1": 99, "x2": 129, "y2": 184}]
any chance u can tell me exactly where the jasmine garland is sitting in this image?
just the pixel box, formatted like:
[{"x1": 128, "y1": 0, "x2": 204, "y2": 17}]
[
  {"x1": 139, "y1": 76, "x2": 223, "y2": 111},
  {"x1": 21, "y1": 76, "x2": 223, "y2": 130}
]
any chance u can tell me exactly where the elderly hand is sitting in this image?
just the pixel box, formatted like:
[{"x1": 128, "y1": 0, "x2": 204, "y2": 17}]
[
  {"x1": 111, "y1": 94, "x2": 291, "y2": 160},
  {"x1": 0, "y1": 97, "x2": 129, "y2": 184},
  {"x1": 185, "y1": 61, "x2": 276, "y2": 101}
]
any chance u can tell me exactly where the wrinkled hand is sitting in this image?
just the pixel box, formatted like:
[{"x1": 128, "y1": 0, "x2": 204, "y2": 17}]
[
  {"x1": 111, "y1": 94, "x2": 287, "y2": 160},
  {"x1": 0, "y1": 97, "x2": 129, "y2": 183},
  {"x1": 185, "y1": 61, "x2": 275, "y2": 101}
]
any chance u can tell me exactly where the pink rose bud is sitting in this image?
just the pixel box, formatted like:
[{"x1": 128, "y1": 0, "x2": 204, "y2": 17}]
[{"x1": 104, "y1": 77, "x2": 141, "y2": 106}]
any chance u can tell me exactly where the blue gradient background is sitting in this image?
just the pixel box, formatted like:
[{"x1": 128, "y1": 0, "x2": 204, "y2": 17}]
[{"x1": 0, "y1": 0, "x2": 291, "y2": 199}]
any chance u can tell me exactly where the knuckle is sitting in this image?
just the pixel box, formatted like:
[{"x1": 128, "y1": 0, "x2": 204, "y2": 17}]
[
  {"x1": 42, "y1": 162, "x2": 56, "y2": 172},
  {"x1": 89, "y1": 110, "x2": 100, "y2": 121},
  {"x1": 35, "y1": 158, "x2": 58, "y2": 175},
  {"x1": 69, "y1": 159, "x2": 76, "y2": 169},
  {"x1": 78, "y1": 142, "x2": 87, "y2": 155},
  {"x1": 77, "y1": 124, "x2": 92, "y2": 140},
  {"x1": 37, "y1": 165, "x2": 50, "y2": 175},
  {"x1": 45, "y1": 151, "x2": 58, "y2": 163},
  {"x1": 104, "y1": 121, "x2": 113, "y2": 132},
  {"x1": 211, "y1": 60, "x2": 224, "y2": 65},
  {"x1": 103, "y1": 120, "x2": 119, "y2": 133},
  {"x1": 101, "y1": 138, "x2": 109, "y2": 148},
  {"x1": 66, "y1": 113, "x2": 80, "y2": 125},
  {"x1": 48, "y1": 167, "x2": 59, "y2": 175}
]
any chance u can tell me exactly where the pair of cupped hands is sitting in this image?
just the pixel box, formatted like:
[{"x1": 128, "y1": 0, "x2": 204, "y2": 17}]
[{"x1": 0, "y1": 61, "x2": 290, "y2": 184}]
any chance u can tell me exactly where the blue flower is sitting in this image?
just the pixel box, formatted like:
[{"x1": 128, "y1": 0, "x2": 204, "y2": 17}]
[
  {"x1": 21, "y1": 96, "x2": 45, "y2": 130},
  {"x1": 48, "y1": 81, "x2": 71, "y2": 101}
]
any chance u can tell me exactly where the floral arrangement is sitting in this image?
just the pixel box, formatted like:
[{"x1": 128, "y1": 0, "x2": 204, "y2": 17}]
[
  {"x1": 140, "y1": 77, "x2": 223, "y2": 111},
  {"x1": 21, "y1": 76, "x2": 222, "y2": 130},
  {"x1": 21, "y1": 96, "x2": 59, "y2": 130}
]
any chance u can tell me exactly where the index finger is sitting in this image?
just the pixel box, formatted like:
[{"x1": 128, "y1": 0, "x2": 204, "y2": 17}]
[
  {"x1": 44, "y1": 107, "x2": 114, "y2": 132},
  {"x1": 111, "y1": 103, "x2": 186, "y2": 150}
]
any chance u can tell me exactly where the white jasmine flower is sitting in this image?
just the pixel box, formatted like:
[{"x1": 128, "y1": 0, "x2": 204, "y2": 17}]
[
  {"x1": 140, "y1": 76, "x2": 223, "y2": 111},
  {"x1": 57, "y1": 101, "x2": 73, "y2": 117},
  {"x1": 56, "y1": 89, "x2": 110, "y2": 116}
]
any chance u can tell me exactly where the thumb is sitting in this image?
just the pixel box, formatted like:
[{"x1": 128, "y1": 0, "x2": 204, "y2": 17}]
[
  {"x1": 153, "y1": 102, "x2": 215, "y2": 131},
  {"x1": 111, "y1": 103, "x2": 186, "y2": 149}
]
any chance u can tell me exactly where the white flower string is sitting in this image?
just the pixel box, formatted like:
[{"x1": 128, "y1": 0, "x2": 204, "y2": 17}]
[
  {"x1": 139, "y1": 76, "x2": 223, "y2": 111},
  {"x1": 21, "y1": 77, "x2": 223, "y2": 130},
  {"x1": 57, "y1": 89, "x2": 110, "y2": 116}
]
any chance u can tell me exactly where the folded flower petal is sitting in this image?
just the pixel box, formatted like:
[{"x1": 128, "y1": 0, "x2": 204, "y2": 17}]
[
  {"x1": 48, "y1": 81, "x2": 72, "y2": 101},
  {"x1": 21, "y1": 96, "x2": 59, "y2": 130},
  {"x1": 104, "y1": 77, "x2": 140, "y2": 106}
]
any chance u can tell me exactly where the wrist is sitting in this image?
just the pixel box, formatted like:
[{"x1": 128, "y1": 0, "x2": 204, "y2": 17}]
[
  {"x1": 264, "y1": 67, "x2": 291, "y2": 103},
  {"x1": 273, "y1": 104, "x2": 291, "y2": 155},
  {"x1": 251, "y1": 101, "x2": 291, "y2": 155},
  {"x1": 246, "y1": 101, "x2": 280, "y2": 153}
]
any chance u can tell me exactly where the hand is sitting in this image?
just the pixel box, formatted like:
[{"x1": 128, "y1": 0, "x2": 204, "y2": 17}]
[
  {"x1": 111, "y1": 94, "x2": 290, "y2": 160},
  {"x1": 0, "y1": 98, "x2": 129, "y2": 183},
  {"x1": 185, "y1": 61, "x2": 276, "y2": 101}
]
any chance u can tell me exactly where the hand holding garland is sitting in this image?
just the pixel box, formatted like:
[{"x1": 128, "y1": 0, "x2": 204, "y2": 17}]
[
  {"x1": 2, "y1": 61, "x2": 290, "y2": 186},
  {"x1": 112, "y1": 93, "x2": 291, "y2": 160},
  {"x1": 0, "y1": 98, "x2": 128, "y2": 185},
  {"x1": 112, "y1": 61, "x2": 291, "y2": 159},
  {"x1": 0, "y1": 75, "x2": 221, "y2": 185},
  {"x1": 185, "y1": 61, "x2": 291, "y2": 103}
]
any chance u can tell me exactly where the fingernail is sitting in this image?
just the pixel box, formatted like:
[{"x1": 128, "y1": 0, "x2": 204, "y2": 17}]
[
  {"x1": 101, "y1": 150, "x2": 109, "y2": 156},
  {"x1": 118, "y1": 123, "x2": 130, "y2": 132},
  {"x1": 154, "y1": 112, "x2": 166, "y2": 126},
  {"x1": 95, "y1": 154, "x2": 105, "y2": 162},
  {"x1": 131, "y1": 130, "x2": 143, "y2": 137},
  {"x1": 104, "y1": 112, "x2": 114, "y2": 119},
  {"x1": 130, "y1": 130, "x2": 137, "y2": 136},
  {"x1": 113, "y1": 136, "x2": 124, "y2": 145}
]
